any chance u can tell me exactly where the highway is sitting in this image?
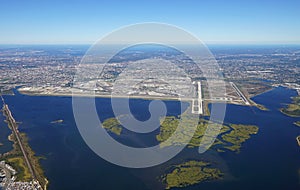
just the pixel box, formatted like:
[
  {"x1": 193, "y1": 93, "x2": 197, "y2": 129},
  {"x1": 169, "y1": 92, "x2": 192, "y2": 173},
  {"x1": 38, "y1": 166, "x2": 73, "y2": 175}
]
[{"x1": 1, "y1": 95, "x2": 36, "y2": 180}]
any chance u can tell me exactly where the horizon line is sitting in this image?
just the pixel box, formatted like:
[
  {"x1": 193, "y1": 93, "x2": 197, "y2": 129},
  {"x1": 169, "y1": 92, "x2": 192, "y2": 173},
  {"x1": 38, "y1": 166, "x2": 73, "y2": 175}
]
[{"x1": 0, "y1": 42, "x2": 300, "y2": 46}]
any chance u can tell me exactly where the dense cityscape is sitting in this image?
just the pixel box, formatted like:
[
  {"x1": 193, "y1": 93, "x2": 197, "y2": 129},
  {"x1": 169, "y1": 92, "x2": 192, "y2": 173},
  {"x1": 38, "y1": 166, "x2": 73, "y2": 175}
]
[{"x1": 0, "y1": 45, "x2": 299, "y2": 99}]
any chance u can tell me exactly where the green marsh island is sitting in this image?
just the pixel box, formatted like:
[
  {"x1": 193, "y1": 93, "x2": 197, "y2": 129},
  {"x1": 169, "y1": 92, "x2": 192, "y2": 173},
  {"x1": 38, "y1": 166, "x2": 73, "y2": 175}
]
[
  {"x1": 281, "y1": 96, "x2": 300, "y2": 117},
  {"x1": 102, "y1": 112, "x2": 259, "y2": 189},
  {"x1": 162, "y1": 161, "x2": 223, "y2": 189}
]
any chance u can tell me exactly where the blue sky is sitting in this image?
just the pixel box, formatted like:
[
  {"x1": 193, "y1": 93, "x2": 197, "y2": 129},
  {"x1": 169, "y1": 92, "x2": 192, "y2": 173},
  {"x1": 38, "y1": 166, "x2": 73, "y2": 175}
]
[{"x1": 0, "y1": 0, "x2": 299, "y2": 44}]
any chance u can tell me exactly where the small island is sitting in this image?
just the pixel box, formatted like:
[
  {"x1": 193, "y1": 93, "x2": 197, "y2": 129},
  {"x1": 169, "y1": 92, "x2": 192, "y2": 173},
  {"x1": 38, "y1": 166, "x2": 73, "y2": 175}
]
[
  {"x1": 220, "y1": 124, "x2": 258, "y2": 153},
  {"x1": 296, "y1": 136, "x2": 300, "y2": 146},
  {"x1": 102, "y1": 117, "x2": 122, "y2": 135},
  {"x1": 280, "y1": 96, "x2": 300, "y2": 117},
  {"x1": 162, "y1": 160, "x2": 223, "y2": 189},
  {"x1": 294, "y1": 121, "x2": 300, "y2": 127},
  {"x1": 50, "y1": 119, "x2": 63, "y2": 124},
  {"x1": 156, "y1": 116, "x2": 227, "y2": 148},
  {"x1": 156, "y1": 116, "x2": 259, "y2": 153}
]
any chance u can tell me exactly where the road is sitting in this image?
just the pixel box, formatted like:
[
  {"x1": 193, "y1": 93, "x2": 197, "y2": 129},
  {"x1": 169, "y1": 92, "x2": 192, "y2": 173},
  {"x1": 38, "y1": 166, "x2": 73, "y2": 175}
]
[{"x1": 1, "y1": 96, "x2": 36, "y2": 180}]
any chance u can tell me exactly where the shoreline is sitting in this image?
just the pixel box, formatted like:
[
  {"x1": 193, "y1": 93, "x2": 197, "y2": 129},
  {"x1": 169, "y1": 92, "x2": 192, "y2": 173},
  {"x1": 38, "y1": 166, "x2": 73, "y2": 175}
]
[
  {"x1": 294, "y1": 121, "x2": 300, "y2": 127},
  {"x1": 16, "y1": 89, "x2": 266, "y2": 110},
  {"x1": 1, "y1": 132, "x2": 48, "y2": 189},
  {"x1": 248, "y1": 86, "x2": 275, "y2": 98},
  {"x1": 279, "y1": 93, "x2": 300, "y2": 118},
  {"x1": 280, "y1": 109, "x2": 300, "y2": 117},
  {"x1": 296, "y1": 136, "x2": 300, "y2": 146},
  {"x1": 19, "y1": 91, "x2": 184, "y2": 101},
  {"x1": 0, "y1": 102, "x2": 48, "y2": 189}
]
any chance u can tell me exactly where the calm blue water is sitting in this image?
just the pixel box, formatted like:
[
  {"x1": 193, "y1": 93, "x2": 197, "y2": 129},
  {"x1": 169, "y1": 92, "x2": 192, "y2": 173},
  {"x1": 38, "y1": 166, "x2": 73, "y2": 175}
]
[{"x1": 0, "y1": 86, "x2": 300, "y2": 190}]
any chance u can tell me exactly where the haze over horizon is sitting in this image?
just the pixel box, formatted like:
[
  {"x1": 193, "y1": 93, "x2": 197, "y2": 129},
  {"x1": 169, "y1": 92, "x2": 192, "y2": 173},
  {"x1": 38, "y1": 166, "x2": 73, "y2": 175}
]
[{"x1": 0, "y1": 0, "x2": 300, "y2": 45}]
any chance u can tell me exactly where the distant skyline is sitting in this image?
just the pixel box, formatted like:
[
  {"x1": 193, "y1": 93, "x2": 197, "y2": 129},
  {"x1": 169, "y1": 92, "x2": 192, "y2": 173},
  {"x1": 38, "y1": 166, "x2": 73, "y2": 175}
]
[{"x1": 0, "y1": 0, "x2": 300, "y2": 44}]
